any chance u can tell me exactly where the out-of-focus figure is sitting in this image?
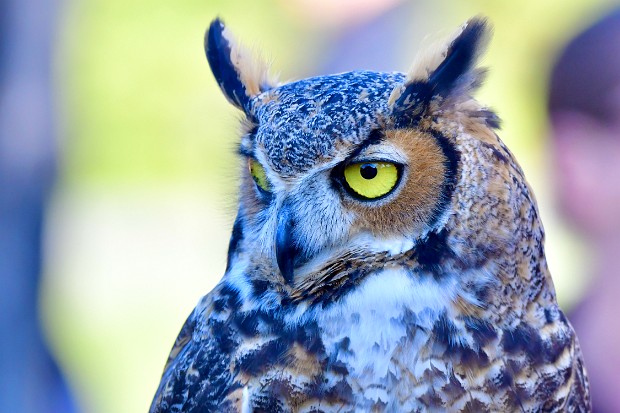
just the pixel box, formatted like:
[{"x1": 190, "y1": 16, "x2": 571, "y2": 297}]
[
  {"x1": 548, "y1": 8, "x2": 620, "y2": 413},
  {"x1": 0, "y1": 0, "x2": 77, "y2": 411}
]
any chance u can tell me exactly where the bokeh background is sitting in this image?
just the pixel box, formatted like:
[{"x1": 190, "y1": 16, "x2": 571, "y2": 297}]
[{"x1": 3, "y1": 0, "x2": 619, "y2": 411}]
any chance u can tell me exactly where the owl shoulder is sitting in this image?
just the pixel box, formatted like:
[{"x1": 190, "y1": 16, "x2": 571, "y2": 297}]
[{"x1": 149, "y1": 284, "x2": 244, "y2": 413}]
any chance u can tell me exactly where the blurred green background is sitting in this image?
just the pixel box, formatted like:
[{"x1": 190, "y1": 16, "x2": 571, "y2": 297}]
[{"x1": 41, "y1": 0, "x2": 616, "y2": 411}]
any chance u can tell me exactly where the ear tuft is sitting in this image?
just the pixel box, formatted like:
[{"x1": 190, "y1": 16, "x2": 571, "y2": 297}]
[
  {"x1": 428, "y1": 17, "x2": 489, "y2": 97},
  {"x1": 205, "y1": 18, "x2": 276, "y2": 112},
  {"x1": 390, "y1": 17, "x2": 491, "y2": 126}
]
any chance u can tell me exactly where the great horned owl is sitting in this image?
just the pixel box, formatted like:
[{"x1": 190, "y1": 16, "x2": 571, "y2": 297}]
[{"x1": 150, "y1": 17, "x2": 590, "y2": 412}]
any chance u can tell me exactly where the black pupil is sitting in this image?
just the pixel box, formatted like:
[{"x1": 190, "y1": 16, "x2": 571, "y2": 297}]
[{"x1": 360, "y1": 163, "x2": 378, "y2": 180}]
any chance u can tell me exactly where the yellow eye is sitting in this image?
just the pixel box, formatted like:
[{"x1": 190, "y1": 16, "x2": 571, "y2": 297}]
[
  {"x1": 249, "y1": 159, "x2": 271, "y2": 192},
  {"x1": 343, "y1": 162, "x2": 399, "y2": 199}
]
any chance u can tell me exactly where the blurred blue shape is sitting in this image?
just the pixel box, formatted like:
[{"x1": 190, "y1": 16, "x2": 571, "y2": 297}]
[{"x1": 0, "y1": 0, "x2": 78, "y2": 411}]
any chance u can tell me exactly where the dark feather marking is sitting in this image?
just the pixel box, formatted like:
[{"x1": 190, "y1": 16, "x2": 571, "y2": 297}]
[
  {"x1": 237, "y1": 145, "x2": 254, "y2": 158},
  {"x1": 462, "y1": 398, "x2": 490, "y2": 413},
  {"x1": 293, "y1": 264, "x2": 378, "y2": 308},
  {"x1": 322, "y1": 379, "x2": 354, "y2": 405},
  {"x1": 316, "y1": 268, "x2": 366, "y2": 305},
  {"x1": 252, "y1": 394, "x2": 285, "y2": 413},
  {"x1": 458, "y1": 345, "x2": 490, "y2": 368},
  {"x1": 235, "y1": 310, "x2": 325, "y2": 377},
  {"x1": 432, "y1": 312, "x2": 460, "y2": 349},
  {"x1": 324, "y1": 92, "x2": 343, "y2": 105},
  {"x1": 559, "y1": 309, "x2": 569, "y2": 325},
  {"x1": 514, "y1": 382, "x2": 533, "y2": 405},
  {"x1": 251, "y1": 277, "x2": 272, "y2": 298},
  {"x1": 442, "y1": 373, "x2": 466, "y2": 400},
  {"x1": 205, "y1": 18, "x2": 251, "y2": 111},
  {"x1": 256, "y1": 310, "x2": 286, "y2": 335},
  {"x1": 402, "y1": 308, "x2": 420, "y2": 337},
  {"x1": 337, "y1": 337, "x2": 351, "y2": 352},
  {"x1": 287, "y1": 320, "x2": 325, "y2": 355},
  {"x1": 419, "y1": 388, "x2": 444, "y2": 409},
  {"x1": 501, "y1": 324, "x2": 544, "y2": 364},
  {"x1": 481, "y1": 110, "x2": 501, "y2": 129},
  {"x1": 232, "y1": 310, "x2": 260, "y2": 337},
  {"x1": 423, "y1": 364, "x2": 447, "y2": 383},
  {"x1": 413, "y1": 229, "x2": 454, "y2": 274},
  {"x1": 543, "y1": 329, "x2": 572, "y2": 364},
  {"x1": 536, "y1": 371, "x2": 564, "y2": 403},
  {"x1": 463, "y1": 316, "x2": 497, "y2": 348},
  {"x1": 371, "y1": 399, "x2": 389, "y2": 411},
  {"x1": 213, "y1": 283, "x2": 241, "y2": 313},
  {"x1": 236, "y1": 125, "x2": 258, "y2": 157},
  {"x1": 325, "y1": 338, "x2": 352, "y2": 376},
  {"x1": 210, "y1": 319, "x2": 238, "y2": 354},
  {"x1": 240, "y1": 317, "x2": 353, "y2": 411},
  {"x1": 433, "y1": 313, "x2": 491, "y2": 368},
  {"x1": 472, "y1": 281, "x2": 493, "y2": 304},
  {"x1": 238, "y1": 337, "x2": 291, "y2": 375},
  {"x1": 496, "y1": 366, "x2": 513, "y2": 389},
  {"x1": 225, "y1": 215, "x2": 244, "y2": 272},
  {"x1": 264, "y1": 378, "x2": 293, "y2": 399},
  {"x1": 544, "y1": 308, "x2": 554, "y2": 324},
  {"x1": 480, "y1": 141, "x2": 508, "y2": 163},
  {"x1": 503, "y1": 360, "x2": 527, "y2": 413},
  {"x1": 428, "y1": 129, "x2": 460, "y2": 228},
  {"x1": 328, "y1": 360, "x2": 349, "y2": 376},
  {"x1": 392, "y1": 80, "x2": 431, "y2": 128}
]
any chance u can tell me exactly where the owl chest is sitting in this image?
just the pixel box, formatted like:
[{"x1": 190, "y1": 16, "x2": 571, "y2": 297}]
[
  {"x1": 316, "y1": 306, "x2": 438, "y2": 412},
  {"x1": 235, "y1": 268, "x2": 454, "y2": 412},
  {"x1": 235, "y1": 310, "x2": 437, "y2": 412}
]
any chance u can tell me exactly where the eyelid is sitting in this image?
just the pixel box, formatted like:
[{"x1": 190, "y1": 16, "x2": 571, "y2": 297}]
[
  {"x1": 348, "y1": 143, "x2": 408, "y2": 166},
  {"x1": 346, "y1": 157, "x2": 400, "y2": 166}
]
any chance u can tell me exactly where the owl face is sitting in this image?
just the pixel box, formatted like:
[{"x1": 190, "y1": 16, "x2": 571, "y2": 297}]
[
  {"x1": 237, "y1": 72, "x2": 457, "y2": 282},
  {"x1": 207, "y1": 19, "x2": 488, "y2": 284}
]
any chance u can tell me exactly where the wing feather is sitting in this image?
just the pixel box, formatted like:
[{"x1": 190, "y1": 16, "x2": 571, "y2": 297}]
[{"x1": 149, "y1": 288, "x2": 242, "y2": 413}]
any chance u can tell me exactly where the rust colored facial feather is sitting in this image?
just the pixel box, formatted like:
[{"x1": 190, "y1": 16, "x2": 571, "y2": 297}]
[{"x1": 347, "y1": 129, "x2": 449, "y2": 238}]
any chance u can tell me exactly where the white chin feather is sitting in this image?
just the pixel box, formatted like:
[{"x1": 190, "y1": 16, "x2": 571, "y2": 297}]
[{"x1": 348, "y1": 232, "x2": 415, "y2": 256}]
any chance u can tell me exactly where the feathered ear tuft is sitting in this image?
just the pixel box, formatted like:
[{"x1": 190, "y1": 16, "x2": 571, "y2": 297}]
[
  {"x1": 390, "y1": 17, "x2": 491, "y2": 127},
  {"x1": 205, "y1": 18, "x2": 276, "y2": 112}
]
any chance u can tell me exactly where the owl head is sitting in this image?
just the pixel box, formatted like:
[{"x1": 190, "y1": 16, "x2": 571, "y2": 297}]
[{"x1": 207, "y1": 18, "x2": 544, "y2": 316}]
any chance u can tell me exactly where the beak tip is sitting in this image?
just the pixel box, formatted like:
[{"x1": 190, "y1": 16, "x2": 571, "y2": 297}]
[{"x1": 277, "y1": 254, "x2": 295, "y2": 284}]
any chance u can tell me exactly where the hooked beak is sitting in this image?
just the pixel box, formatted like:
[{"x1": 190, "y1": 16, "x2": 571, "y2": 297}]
[{"x1": 275, "y1": 203, "x2": 298, "y2": 284}]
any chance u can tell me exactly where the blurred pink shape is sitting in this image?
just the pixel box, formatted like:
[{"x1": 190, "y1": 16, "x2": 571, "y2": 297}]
[{"x1": 279, "y1": 0, "x2": 404, "y2": 27}]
